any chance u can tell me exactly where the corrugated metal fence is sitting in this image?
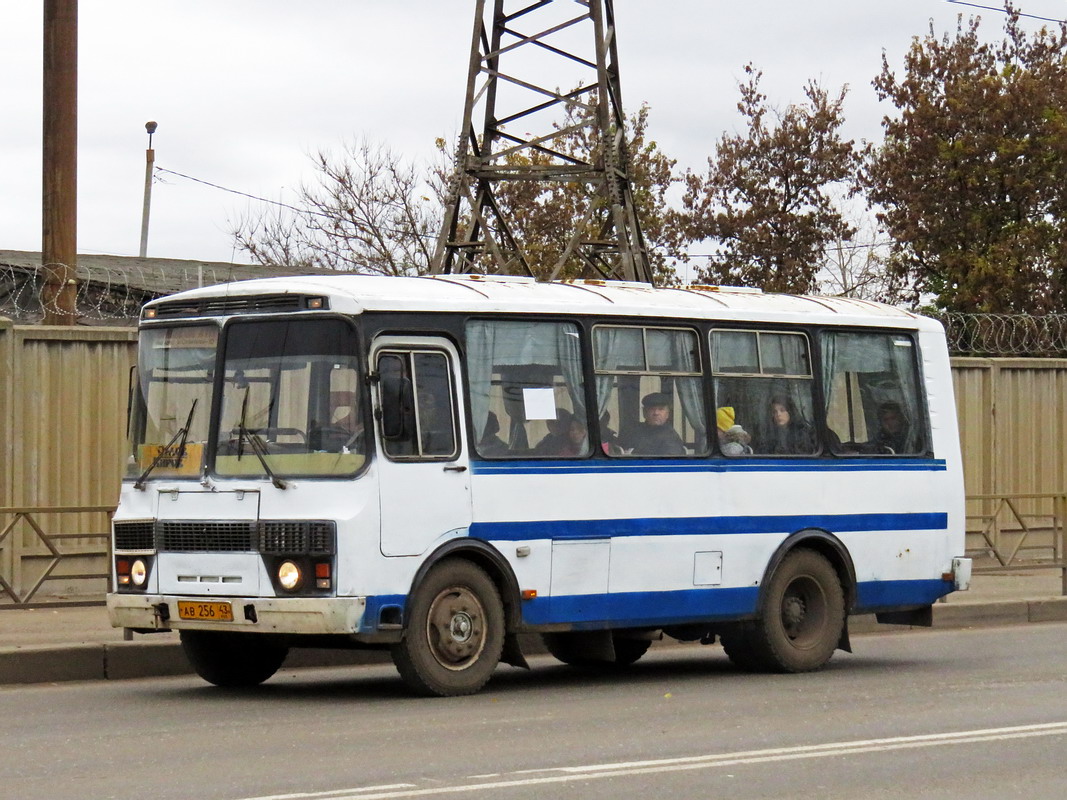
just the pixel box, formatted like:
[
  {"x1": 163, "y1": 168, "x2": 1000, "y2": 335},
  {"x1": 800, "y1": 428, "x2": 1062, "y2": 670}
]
[
  {"x1": 0, "y1": 320, "x2": 136, "y2": 604},
  {"x1": 0, "y1": 322, "x2": 1064, "y2": 604}
]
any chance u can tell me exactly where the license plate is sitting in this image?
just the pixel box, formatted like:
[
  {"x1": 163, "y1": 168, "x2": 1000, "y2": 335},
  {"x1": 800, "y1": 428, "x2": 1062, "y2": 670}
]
[{"x1": 177, "y1": 600, "x2": 234, "y2": 622}]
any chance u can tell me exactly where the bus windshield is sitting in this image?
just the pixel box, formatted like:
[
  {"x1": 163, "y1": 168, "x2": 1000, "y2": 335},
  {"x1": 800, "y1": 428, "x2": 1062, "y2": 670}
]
[
  {"x1": 126, "y1": 324, "x2": 218, "y2": 480},
  {"x1": 214, "y1": 317, "x2": 365, "y2": 478}
]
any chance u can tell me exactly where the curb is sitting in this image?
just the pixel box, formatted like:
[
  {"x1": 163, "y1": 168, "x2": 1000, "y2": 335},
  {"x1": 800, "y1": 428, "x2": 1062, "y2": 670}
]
[{"x1": 1, "y1": 600, "x2": 1066, "y2": 687}]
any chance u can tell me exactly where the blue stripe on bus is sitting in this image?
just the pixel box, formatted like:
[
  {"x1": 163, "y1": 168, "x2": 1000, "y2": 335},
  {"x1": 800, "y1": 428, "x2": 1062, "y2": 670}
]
[
  {"x1": 522, "y1": 587, "x2": 760, "y2": 627},
  {"x1": 470, "y1": 512, "x2": 948, "y2": 541},
  {"x1": 521, "y1": 579, "x2": 951, "y2": 628},
  {"x1": 361, "y1": 579, "x2": 953, "y2": 632},
  {"x1": 470, "y1": 457, "x2": 947, "y2": 476},
  {"x1": 855, "y1": 578, "x2": 954, "y2": 611}
]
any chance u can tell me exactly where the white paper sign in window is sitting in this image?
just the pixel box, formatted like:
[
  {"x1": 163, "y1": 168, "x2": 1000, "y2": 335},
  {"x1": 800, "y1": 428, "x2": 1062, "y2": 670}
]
[{"x1": 522, "y1": 387, "x2": 557, "y2": 420}]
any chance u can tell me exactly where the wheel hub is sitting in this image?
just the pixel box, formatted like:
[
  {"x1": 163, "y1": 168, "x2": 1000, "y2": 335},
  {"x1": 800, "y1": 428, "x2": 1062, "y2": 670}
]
[
  {"x1": 782, "y1": 595, "x2": 807, "y2": 629},
  {"x1": 426, "y1": 587, "x2": 486, "y2": 670},
  {"x1": 449, "y1": 611, "x2": 474, "y2": 643}
]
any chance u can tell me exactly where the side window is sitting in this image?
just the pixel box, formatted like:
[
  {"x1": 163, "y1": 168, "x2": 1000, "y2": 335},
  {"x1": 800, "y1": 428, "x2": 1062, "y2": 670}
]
[
  {"x1": 821, "y1": 331, "x2": 926, "y2": 456},
  {"x1": 711, "y1": 330, "x2": 817, "y2": 456},
  {"x1": 465, "y1": 320, "x2": 588, "y2": 459},
  {"x1": 377, "y1": 350, "x2": 457, "y2": 460},
  {"x1": 594, "y1": 325, "x2": 707, "y2": 457}
]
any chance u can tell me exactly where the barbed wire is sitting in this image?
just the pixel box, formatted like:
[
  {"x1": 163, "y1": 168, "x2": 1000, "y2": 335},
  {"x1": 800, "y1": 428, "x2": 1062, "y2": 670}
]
[
  {"x1": 0, "y1": 262, "x2": 250, "y2": 323},
  {"x1": 934, "y1": 312, "x2": 1067, "y2": 357}
]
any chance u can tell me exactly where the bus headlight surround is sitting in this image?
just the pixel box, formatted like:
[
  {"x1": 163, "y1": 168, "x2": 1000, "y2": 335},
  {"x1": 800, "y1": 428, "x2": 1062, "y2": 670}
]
[
  {"x1": 278, "y1": 560, "x2": 303, "y2": 592},
  {"x1": 130, "y1": 559, "x2": 148, "y2": 587}
]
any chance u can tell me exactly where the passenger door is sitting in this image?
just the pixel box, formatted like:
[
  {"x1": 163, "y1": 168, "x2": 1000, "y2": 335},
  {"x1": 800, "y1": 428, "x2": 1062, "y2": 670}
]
[{"x1": 372, "y1": 336, "x2": 472, "y2": 557}]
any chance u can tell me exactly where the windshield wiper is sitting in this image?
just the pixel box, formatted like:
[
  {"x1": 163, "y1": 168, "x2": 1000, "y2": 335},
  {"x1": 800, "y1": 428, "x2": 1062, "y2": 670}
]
[
  {"x1": 234, "y1": 387, "x2": 287, "y2": 490},
  {"x1": 134, "y1": 399, "x2": 198, "y2": 490}
]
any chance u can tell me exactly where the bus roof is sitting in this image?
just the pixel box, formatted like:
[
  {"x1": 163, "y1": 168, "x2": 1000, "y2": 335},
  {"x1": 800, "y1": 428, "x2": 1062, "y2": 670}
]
[{"x1": 146, "y1": 273, "x2": 937, "y2": 331}]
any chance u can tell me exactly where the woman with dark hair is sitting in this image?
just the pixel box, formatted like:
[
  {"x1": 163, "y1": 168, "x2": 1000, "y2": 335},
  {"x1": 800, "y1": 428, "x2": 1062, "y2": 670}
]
[{"x1": 762, "y1": 395, "x2": 816, "y2": 455}]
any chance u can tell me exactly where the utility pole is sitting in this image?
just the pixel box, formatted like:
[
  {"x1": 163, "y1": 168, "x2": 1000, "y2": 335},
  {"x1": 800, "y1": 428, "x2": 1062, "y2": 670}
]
[
  {"x1": 42, "y1": 0, "x2": 78, "y2": 325},
  {"x1": 432, "y1": 0, "x2": 654, "y2": 284},
  {"x1": 139, "y1": 121, "x2": 157, "y2": 258}
]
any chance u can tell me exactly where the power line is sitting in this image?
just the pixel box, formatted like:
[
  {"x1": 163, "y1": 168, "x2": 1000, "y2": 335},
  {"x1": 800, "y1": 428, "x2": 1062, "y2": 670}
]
[
  {"x1": 154, "y1": 167, "x2": 308, "y2": 216},
  {"x1": 945, "y1": 1, "x2": 1065, "y2": 24}
]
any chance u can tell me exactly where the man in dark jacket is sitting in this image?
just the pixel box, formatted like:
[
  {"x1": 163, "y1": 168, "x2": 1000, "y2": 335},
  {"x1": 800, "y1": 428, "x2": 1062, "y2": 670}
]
[{"x1": 626, "y1": 392, "x2": 685, "y2": 456}]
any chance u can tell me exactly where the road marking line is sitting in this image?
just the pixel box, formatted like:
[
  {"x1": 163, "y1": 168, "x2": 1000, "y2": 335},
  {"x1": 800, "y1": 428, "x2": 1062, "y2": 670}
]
[
  {"x1": 234, "y1": 721, "x2": 1067, "y2": 800},
  {"x1": 243, "y1": 785, "x2": 417, "y2": 800}
]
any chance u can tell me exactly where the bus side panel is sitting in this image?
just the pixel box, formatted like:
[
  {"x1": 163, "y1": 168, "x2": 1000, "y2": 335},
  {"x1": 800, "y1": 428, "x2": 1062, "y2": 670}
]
[{"x1": 469, "y1": 456, "x2": 960, "y2": 630}]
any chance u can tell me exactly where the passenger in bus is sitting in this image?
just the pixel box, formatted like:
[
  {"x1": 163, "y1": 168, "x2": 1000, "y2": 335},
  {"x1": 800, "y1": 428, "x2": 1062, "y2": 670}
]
[
  {"x1": 874, "y1": 401, "x2": 909, "y2": 454},
  {"x1": 716, "y1": 407, "x2": 753, "y2": 456},
  {"x1": 558, "y1": 416, "x2": 589, "y2": 456},
  {"x1": 599, "y1": 411, "x2": 622, "y2": 455},
  {"x1": 533, "y1": 408, "x2": 573, "y2": 455},
  {"x1": 761, "y1": 395, "x2": 816, "y2": 455},
  {"x1": 477, "y1": 411, "x2": 509, "y2": 456},
  {"x1": 626, "y1": 392, "x2": 685, "y2": 456}
]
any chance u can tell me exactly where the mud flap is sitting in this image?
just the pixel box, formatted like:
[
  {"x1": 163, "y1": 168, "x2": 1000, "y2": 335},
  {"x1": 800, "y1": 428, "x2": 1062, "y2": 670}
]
[
  {"x1": 500, "y1": 633, "x2": 530, "y2": 670},
  {"x1": 837, "y1": 617, "x2": 852, "y2": 654}
]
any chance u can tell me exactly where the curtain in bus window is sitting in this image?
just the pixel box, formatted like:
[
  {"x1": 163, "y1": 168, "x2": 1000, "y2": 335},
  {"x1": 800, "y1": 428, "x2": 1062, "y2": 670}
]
[
  {"x1": 466, "y1": 320, "x2": 586, "y2": 457},
  {"x1": 711, "y1": 330, "x2": 759, "y2": 373},
  {"x1": 761, "y1": 333, "x2": 810, "y2": 375},
  {"x1": 820, "y1": 331, "x2": 924, "y2": 455},
  {"x1": 647, "y1": 329, "x2": 707, "y2": 452},
  {"x1": 593, "y1": 326, "x2": 643, "y2": 411}
]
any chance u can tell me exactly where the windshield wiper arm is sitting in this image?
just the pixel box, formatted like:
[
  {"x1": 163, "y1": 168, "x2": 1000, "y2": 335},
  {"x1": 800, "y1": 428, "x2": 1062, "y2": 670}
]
[
  {"x1": 134, "y1": 399, "x2": 198, "y2": 490},
  {"x1": 235, "y1": 387, "x2": 287, "y2": 490}
]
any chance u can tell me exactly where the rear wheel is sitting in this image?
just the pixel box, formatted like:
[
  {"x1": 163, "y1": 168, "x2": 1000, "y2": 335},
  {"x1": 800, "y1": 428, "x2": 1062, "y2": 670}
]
[
  {"x1": 391, "y1": 559, "x2": 505, "y2": 696},
  {"x1": 180, "y1": 630, "x2": 288, "y2": 687},
  {"x1": 749, "y1": 548, "x2": 845, "y2": 673}
]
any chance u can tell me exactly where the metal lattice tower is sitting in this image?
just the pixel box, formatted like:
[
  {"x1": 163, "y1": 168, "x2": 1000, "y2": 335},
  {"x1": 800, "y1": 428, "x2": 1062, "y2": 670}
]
[{"x1": 431, "y1": 0, "x2": 654, "y2": 283}]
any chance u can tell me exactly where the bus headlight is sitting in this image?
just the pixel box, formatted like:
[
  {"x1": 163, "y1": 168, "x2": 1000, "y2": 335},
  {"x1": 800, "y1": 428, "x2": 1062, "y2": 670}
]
[
  {"x1": 277, "y1": 560, "x2": 303, "y2": 591},
  {"x1": 130, "y1": 559, "x2": 148, "y2": 587}
]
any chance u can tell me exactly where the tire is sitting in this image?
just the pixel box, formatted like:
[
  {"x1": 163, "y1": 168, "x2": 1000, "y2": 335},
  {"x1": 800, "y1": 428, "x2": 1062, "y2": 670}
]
[
  {"x1": 749, "y1": 548, "x2": 845, "y2": 673},
  {"x1": 611, "y1": 636, "x2": 651, "y2": 666},
  {"x1": 391, "y1": 559, "x2": 505, "y2": 697},
  {"x1": 180, "y1": 630, "x2": 288, "y2": 687},
  {"x1": 542, "y1": 631, "x2": 651, "y2": 668},
  {"x1": 719, "y1": 627, "x2": 764, "y2": 672}
]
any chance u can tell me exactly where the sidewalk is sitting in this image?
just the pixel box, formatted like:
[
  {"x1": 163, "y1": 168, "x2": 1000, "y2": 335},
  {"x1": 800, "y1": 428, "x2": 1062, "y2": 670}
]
[{"x1": 1, "y1": 571, "x2": 1064, "y2": 686}]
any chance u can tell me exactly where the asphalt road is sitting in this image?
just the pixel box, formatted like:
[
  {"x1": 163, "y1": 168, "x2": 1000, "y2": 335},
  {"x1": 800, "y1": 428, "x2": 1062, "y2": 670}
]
[{"x1": 2, "y1": 624, "x2": 1066, "y2": 800}]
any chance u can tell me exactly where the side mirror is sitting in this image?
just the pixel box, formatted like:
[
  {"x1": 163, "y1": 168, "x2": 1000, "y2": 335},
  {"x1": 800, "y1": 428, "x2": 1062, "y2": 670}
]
[{"x1": 378, "y1": 354, "x2": 414, "y2": 441}]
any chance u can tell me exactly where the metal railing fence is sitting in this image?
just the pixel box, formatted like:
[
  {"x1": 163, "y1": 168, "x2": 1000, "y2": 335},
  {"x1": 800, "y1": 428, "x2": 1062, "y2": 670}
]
[
  {"x1": 0, "y1": 506, "x2": 112, "y2": 609},
  {"x1": 965, "y1": 492, "x2": 1067, "y2": 595}
]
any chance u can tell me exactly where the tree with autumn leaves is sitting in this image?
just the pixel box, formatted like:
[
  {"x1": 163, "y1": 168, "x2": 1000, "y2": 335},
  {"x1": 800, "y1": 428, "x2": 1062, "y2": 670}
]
[
  {"x1": 867, "y1": 6, "x2": 1067, "y2": 313},
  {"x1": 679, "y1": 65, "x2": 861, "y2": 295}
]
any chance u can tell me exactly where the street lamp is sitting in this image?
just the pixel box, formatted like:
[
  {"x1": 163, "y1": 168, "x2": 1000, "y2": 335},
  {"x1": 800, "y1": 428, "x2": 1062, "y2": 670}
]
[{"x1": 139, "y1": 120, "x2": 157, "y2": 258}]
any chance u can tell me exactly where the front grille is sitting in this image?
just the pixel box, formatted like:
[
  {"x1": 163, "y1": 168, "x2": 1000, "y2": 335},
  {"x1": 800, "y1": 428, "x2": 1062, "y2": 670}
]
[
  {"x1": 259, "y1": 520, "x2": 336, "y2": 554},
  {"x1": 159, "y1": 521, "x2": 257, "y2": 552},
  {"x1": 113, "y1": 521, "x2": 155, "y2": 550},
  {"x1": 113, "y1": 519, "x2": 336, "y2": 554},
  {"x1": 151, "y1": 293, "x2": 327, "y2": 319}
]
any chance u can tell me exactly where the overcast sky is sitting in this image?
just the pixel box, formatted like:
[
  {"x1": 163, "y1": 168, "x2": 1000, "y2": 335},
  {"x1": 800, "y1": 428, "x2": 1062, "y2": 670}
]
[{"x1": 2, "y1": 0, "x2": 1063, "y2": 265}]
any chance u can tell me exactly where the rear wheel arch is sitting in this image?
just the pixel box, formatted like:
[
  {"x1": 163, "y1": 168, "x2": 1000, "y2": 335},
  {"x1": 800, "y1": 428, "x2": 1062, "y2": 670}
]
[{"x1": 760, "y1": 529, "x2": 857, "y2": 615}]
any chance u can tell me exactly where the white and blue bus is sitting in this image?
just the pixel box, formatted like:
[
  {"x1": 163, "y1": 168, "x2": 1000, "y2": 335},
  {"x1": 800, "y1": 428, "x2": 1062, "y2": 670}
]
[{"x1": 108, "y1": 274, "x2": 970, "y2": 696}]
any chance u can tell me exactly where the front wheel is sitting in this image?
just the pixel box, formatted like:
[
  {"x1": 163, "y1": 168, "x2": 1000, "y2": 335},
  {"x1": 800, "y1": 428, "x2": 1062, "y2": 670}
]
[
  {"x1": 750, "y1": 548, "x2": 846, "y2": 673},
  {"x1": 180, "y1": 630, "x2": 288, "y2": 687},
  {"x1": 391, "y1": 559, "x2": 505, "y2": 696}
]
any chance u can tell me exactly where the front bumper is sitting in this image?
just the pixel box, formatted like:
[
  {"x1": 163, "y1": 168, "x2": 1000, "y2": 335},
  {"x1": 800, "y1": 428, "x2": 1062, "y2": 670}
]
[{"x1": 107, "y1": 593, "x2": 368, "y2": 636}]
